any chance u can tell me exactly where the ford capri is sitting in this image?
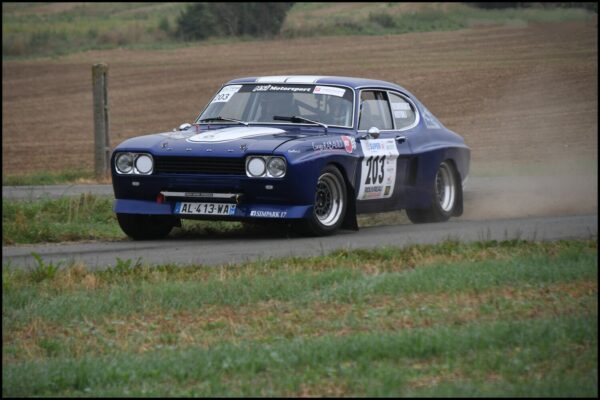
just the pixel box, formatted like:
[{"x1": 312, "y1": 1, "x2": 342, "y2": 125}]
[{"x1": 111, "y1": 75, "x2": 470, "y2": 239}]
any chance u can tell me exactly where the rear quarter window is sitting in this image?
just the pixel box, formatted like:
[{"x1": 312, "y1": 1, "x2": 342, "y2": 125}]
[{"x1": 389, "y1": 92, "x2": 417, "y2": 130}]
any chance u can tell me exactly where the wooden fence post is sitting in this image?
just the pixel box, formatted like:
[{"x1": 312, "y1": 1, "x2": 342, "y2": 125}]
[{"x1": 92, "y1": 63, "x2": 110, "y2": 179}]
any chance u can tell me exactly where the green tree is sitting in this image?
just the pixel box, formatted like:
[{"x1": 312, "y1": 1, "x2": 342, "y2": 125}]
[
  {"x1": 176, "y1": 3, "x2": 217, "y2": 40},
  {"x1": 176, "y1": 2, "x2": 294, "y2": 41}
]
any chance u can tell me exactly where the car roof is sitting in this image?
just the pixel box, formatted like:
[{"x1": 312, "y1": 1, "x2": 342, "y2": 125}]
[{"x1": 226, "y1": 75, "x2": 415, "y2": 96}]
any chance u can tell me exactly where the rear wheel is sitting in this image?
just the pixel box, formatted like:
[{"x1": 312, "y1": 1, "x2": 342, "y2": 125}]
[
  {"x1": 117, "y1": 213, "x2": 176, "y2": 240},
  {"x1": 406, "y1": 161, "x2": 457, "y2": 223},
  {"x1": 300, "y1": 165, "x2": 347, "y2": 236}
]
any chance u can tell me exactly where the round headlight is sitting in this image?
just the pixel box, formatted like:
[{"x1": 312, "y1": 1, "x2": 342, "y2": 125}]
[
  {"x1": 135, "y1": 154, "x2": 153, "y2": 174},
  {"x1": 267, "y1": 157, "x2": 286, "y2": 178},
  {"x1": 116, "y1": 153, "x2": 133, "y2": 174},
  {"x1": 247, "y1": 157, "x2": 266, "y2": 177}
]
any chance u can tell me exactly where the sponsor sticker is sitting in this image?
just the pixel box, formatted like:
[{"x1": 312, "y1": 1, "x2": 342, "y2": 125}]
[
  {"x1": 394, "y1": 110, "x2": 409, "y2": 119},
  {"x1": 250, "y1": 210, "x2": 288, "y2": 218},
  {"x1": 313, "y1": 86, "x2": 346, "y2": 97},
  {"x1": 211, "y1": 85, "x2": 242, "y2": 103},
  {"x1": 312, "y1": 139, "x2": 345, "y2": 152},
  {"x1": 312, "y1": 136, "x2": 356, "y2": 153},
  {"x1": 422, "y1": 107, "x2": 441, "y2": 129},
  {"x1": 253, "y1": 85, "x2": 271, "y2": 92},
  {"x1": 253, "y1": 85, "x2": 312, "y2": 93},
  {"x1": 391, "y1": 102, "x2": 412, "y2": 111},
  {"x1": 367, "y1": 142, "x2": 384, "y2": 152},
  {"x1": 341, "y1": 135, "x2": 356, "y2": 154}
]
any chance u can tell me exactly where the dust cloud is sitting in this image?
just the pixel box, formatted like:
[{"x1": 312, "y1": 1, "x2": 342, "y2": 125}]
[
  {"x1": 462, "y1": 171, "x2": 598, "y2": 220},
  {"x1": 457, "y1": 53, "x2": 597, "y2": 221}
]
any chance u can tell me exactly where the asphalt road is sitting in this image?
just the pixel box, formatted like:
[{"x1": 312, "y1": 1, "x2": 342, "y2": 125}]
[
  {"x1": 3, "y1": 214, "x2": 597, "y2": 270},
  {"x1": 3, "y1": 177, "x2": 597, "y2": 269},
  {"x1": 2, "y1": 184, "x2": 113, "y2": 200}
]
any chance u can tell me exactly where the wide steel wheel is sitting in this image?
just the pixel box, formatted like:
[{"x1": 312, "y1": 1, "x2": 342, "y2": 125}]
[
  {"x1": 302, "y1": 165, "x2": 347, "y2": 236},
  {"x1": 435, "y1": 161, "x2": 456, "y2": 214},
  {"x1": 406, "y1": 160, "x2": 457, "y2": 223}
]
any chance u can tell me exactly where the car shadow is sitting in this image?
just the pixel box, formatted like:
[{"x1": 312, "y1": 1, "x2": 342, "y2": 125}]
[{"x1": 165, "y1": 221, "x2": 306, "y2": 241}]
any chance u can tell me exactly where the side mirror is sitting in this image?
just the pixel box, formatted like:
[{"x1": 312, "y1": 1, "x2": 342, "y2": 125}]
[
  {"x1": 358, "y1": 127, "x2": 382, "y2": 141},
  {"x1": 368, "y1": 127, "x2": 380, "y2": 139},
  {"x1": 178, "y1": 123, "x2": 192, "y2": 131}
]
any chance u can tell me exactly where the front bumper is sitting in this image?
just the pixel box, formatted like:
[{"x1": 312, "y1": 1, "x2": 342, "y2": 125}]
[{"x1": 114, "y1": 198, "x2": 313, "y2": 220}]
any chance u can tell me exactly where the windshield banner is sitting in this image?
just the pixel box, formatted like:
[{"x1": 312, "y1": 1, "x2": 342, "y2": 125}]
[{"x1": 232, "y1": 84, "x2": 351, "y2": 101}]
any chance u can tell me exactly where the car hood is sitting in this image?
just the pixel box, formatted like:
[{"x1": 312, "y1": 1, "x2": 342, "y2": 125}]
[{"x1": 116, "y1": 126, "x2": 309, "y2": 156}]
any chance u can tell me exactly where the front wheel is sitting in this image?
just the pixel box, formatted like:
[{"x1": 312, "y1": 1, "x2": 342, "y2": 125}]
[
  {"x1": 406, "y1": 160, "x2": 457, "y2": 223},
  {"x1": 300, "y1": 165, "x2": 347, "y2": 236},
  {"x1": 117, "y1": 213, "x2": 176, "y2": 240}
]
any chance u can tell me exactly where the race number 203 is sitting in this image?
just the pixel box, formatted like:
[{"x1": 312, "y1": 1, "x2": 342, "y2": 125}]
[{"x1": 357, "y1": 139, "x2": 399, "y2": 200}]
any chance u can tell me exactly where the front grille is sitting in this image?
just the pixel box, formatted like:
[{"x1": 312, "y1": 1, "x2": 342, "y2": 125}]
[{"x1": 154, "y1": 156, "x2": 246, "y2": 175}]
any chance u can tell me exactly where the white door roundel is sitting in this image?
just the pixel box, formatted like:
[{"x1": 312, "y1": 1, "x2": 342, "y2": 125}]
[{"x1": 357, "y1": 138, "x2": 399, "y2": 200}]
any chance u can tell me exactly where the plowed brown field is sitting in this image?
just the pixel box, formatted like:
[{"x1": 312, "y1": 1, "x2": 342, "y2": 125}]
[{"x1": 2, "y1": 19, "x2": 598, "y2": 218}]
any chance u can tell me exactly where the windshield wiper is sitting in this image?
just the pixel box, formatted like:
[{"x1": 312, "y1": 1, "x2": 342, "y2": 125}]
[
  {"x1": 198, "y1": 116, "x2": 248, "y2": 126},
  {"x1": 273, "y1": 115, "x2": 328, "y2": 131}
]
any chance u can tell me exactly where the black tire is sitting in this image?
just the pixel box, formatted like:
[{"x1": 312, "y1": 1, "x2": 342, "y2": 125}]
[
  {"x1": 406, "y1": 160, "x2": 457, "y2": 224},
  {"x1": 117, "y1": 213, "x2": 176, "y2": 240},
  {"x1": 299, "y1": 165, "x2": 348, "y2": 236}
]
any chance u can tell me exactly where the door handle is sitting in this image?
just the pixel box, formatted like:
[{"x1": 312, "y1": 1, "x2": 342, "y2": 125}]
[{"x1": 395, "y1": 136, "x2": 407, "y2": 144}]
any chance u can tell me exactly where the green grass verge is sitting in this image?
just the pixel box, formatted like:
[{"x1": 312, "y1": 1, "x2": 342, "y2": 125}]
[
  {"x1": 2, "y1": 239, "x2": 597, "y2": 396},
  {"x1": 3, "y1": 3, "x2": 596, "y2": 59},
  {"x1": 2, "y1": 194, "x2": 121, "y2": 245}
]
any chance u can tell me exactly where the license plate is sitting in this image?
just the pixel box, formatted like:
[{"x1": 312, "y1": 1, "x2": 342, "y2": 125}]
[{"x1": 175, "y1": 202, "x2": 236, "y2": 216}]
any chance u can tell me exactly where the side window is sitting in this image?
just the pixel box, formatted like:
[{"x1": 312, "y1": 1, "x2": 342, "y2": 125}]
[
  {"x1": 388, "y1": 92, "x2": 416, "y2": 129},
  {"x1": 358, "y1": 91, "x2": 393, "y2": 130}
]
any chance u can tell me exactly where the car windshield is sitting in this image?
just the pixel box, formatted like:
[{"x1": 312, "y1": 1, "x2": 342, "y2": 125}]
[{"x1": 197, "y1": 84, "x2": 354, "y2": 128}]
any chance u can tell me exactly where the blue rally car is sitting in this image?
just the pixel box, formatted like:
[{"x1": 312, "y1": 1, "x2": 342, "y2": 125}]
[{"x1": 111, "y1": 75, "x2": 470, "y2": 239}]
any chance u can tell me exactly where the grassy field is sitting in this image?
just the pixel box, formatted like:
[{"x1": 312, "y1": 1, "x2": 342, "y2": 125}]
[
  {"x1": 2, "y1": 2, "x2": 188, "y2": 58},
  {"x1": 2, "y1": 239, "x2": 597, "y2": 396},
  {"x1": 3, "y1": 2, "x2": 596, "y2": 59},
  {"x1": 283, "y1": 2, "x2": 596, "y2": 38}
]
